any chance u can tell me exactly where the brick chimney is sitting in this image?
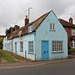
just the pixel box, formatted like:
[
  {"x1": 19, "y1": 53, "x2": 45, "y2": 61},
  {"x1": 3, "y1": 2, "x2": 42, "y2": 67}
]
[
  {"x1": 14, "y1": 25, "x2": 20, "y2": 31},
  {"x1": 10, "y1": 27, "x2": 14, "y2": 33},
  {"x1": 25, "y1": 15, "x2": 29, "y2": 26},
  {"x1": 69, "y1": 17, "x2": 73, "y2": 24}
]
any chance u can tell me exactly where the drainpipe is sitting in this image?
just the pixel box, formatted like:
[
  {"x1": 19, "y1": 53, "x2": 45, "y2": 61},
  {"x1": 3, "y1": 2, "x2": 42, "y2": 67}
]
[{"x1": 34, "y1": 32, "x2": 36, "y2": 61}]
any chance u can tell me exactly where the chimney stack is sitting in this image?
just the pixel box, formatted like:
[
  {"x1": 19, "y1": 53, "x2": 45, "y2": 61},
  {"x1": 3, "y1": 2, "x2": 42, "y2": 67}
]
[
  {"x1": 14, "y1": 25, "x2": 20, "y2": 31},
  {"x1": 69, "y1": 17, "x2": 73, "y2": 24},
  {"x1": 10, "y1": 27, "x2": 14, "y2": 33},
  {"x1": 25, "y1": 15, "x2": 29, "y2": 26}
]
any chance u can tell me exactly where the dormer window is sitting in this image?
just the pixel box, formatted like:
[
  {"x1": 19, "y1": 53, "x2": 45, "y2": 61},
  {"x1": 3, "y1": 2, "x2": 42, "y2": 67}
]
[
  {"x1": 50, "y1": 24, "x2": 55, "y2": 30},
  {"x1": 28, "y1": 25, "x2": 33, "y2": 32},
  {"x1": 19, "y1": 30, "x2": 22, "y2": 36}
]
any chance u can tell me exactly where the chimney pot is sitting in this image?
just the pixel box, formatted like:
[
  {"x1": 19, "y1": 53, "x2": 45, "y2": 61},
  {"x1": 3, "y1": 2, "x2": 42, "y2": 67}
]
[
  {"x1": 69, "y1": 17, "x2": 73, "y2": 24},
  {"x1": 25, "y1": 15, "x2": 29, "y2": 26},
  {"x1": 10, "y1": 27, "x2": 14, "y2": 33},
  {"x1": 14, "y1": 25, "x2": 20, "y2": 31}
]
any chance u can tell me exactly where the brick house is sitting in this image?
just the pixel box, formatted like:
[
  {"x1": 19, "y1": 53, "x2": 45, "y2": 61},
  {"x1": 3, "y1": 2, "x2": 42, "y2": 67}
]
[{"x1": 59, "y1": 18, "x2": 75, "y2": 48}]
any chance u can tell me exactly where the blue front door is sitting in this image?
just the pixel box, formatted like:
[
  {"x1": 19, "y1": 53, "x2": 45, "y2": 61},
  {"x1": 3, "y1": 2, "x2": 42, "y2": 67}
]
[
  {"x1": 15, "y1": 42, "x2": 17, "y2": 54},
  {"x1": 42, "y1": 41, "x2": 49, "y2": 60}
]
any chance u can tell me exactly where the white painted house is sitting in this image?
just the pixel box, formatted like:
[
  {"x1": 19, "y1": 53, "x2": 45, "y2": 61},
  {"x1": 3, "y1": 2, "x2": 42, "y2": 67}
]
[{"x1": 3, "y1": 10, "x2": 68, "y2": 61}]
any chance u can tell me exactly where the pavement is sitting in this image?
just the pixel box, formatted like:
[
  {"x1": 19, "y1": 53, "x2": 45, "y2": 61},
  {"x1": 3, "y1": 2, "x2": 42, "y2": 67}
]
[{"x1": 0, "y1": 55, "x2": 75, "y2": 69}]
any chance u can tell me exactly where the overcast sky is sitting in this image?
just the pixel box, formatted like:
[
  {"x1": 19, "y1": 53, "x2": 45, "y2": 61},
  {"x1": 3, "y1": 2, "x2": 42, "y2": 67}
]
[{"x1": 0, "y1": 0, "x2": 75, "y2": 35}]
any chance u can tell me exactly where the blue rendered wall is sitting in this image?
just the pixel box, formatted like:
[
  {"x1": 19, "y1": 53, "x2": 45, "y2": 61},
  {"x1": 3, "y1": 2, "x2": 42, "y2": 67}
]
[
  {"x1": 35, "y1": 11, "x2": 68, "y2": 61},
  {"x1": 22, "y1": 32, "x2": 35, "y2": 60}
]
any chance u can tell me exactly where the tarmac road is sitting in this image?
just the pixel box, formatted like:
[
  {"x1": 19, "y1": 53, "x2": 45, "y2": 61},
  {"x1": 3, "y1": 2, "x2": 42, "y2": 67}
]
[{"x1": 0, "y1": 61, "x2": 75, "y2": 75}]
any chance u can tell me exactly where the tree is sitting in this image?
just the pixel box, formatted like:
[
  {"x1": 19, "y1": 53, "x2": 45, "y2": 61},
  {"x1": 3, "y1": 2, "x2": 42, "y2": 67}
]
[{"x1": 0, "y1": 38, "x2": 3, "y2": 44}]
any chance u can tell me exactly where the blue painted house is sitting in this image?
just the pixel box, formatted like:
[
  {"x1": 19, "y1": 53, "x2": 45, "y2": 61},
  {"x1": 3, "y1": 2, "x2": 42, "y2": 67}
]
[{"x1": 3, "y1": 10, "x2": 68, "y2": 61}]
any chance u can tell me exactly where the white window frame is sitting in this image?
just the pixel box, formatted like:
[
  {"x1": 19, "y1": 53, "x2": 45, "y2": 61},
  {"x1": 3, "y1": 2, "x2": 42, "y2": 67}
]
[
  {"x1": 19, "y1": 30, "x2": 22, "y2": 36},
  {"x1": 20, "y1": 41, "x2": 23, "y2": 52},
  {"x1": 50, "y1": 24, "x2": 55, "y2": 30},
  {"x1": 72, "y1": 29, "x2": 75, "y2": 36},
  {"x1": 52, "y1": 41, "x2": 63, "y2": 52},
  {"x1": 28, "y1": 25, "x2": 33, "y2": 32},
  {"x1": 29, "y1": 41, "x2": 34, "y2": 53},
  {"x1": 71, "y1": 40, "x2": 75, "y2": 48}
]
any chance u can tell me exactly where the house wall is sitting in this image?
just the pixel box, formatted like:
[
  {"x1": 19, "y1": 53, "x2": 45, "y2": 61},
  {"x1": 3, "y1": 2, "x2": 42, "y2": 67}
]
[
  {"x1": 12, "y1": 37, "x2": 24, "y2": 57},
  {"x1": 22, "y1": 32, "x2": 35, "y2": 60},
  {"x1": 3, "y1": 37, "x2": 10, "y2": 51},
  {"x1": 3, "y1": 32, "x2": 35, "y2": 60},
  {"x1": 35, "y1": 11, "x2": 68, "y2": 61}
]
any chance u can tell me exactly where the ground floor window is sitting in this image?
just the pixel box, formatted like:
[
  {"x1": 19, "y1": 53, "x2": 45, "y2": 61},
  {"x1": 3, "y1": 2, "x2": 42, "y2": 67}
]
[
  {"x1": 20, "y1": 41, "x2": 23, "y2": 52},
  {"x1": 52, "y1": 41, "x2": 63, "y2": 51},
  {"x1": 7, "y1": 43, "x2": 9, "y2": 50},
  {"x1": 71, "y1": 40, "x2": 75, "y2": 48},
  {"x1": 11, "y1": 41, "x2": 13, "y2": 51},
  {"x1": 29, "y1": 41, "x2": 34, "y2": 53}
]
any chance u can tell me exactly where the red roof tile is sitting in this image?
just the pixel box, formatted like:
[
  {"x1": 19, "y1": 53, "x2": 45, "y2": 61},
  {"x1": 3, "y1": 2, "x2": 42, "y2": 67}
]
[
  {"x1": 59, "y1": 18, "x2": 75, "y2": 28},
  {"x1": 7, "y1": 11, "x2": 51, "y2": 40}
]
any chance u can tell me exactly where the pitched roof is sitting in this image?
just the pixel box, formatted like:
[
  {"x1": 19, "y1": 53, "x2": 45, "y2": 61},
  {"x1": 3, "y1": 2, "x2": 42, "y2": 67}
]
[
  {"x1": 22, "y1": 11, "x2": 50, "y2": 35},
  {"x1": 7, "y1": 11, "x2": 51, "y2": 40},
  {"x1": 59, "y1": 18, "x2": 75, "y2": 28},
  {"x1": 7, "y1": 26, "x2": 25, "y2": 39}
]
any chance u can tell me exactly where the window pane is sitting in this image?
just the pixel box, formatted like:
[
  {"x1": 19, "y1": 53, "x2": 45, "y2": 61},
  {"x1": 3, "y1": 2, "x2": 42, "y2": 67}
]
[
  {"x1": 50, "y1": 24, "x2": 52, "y2": 30},
  {"x1": 50, "y1": 24, "x2": 54, "y2": 30},
  {"x1": 52, "y1": 41, "x2": 63, "y2": 51},
  {"x1": 20, "y1": 42, "x2": 23, "y2": 52},
  {"x1": 72, "y1": 29, "x2": 75, "y2": 35},
  {"x1": 53, "y1": 24, "x2": 54, "y2": 30},
  {"x1": 28, "y1": 25, "x2": 33, "y2": 32},
  {"x1": 29, "y1": 41, "x2": 34, "y2": 53}
]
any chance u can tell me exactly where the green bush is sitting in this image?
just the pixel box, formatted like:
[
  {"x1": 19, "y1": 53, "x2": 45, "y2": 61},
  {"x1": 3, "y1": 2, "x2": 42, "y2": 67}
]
[
  {"x1": 71, "y1": 48, "x2": 75, "y2": 51},
  {"x1": 68, "y1": 43, "x2": 71, "y2": 50},
  {"x1": 0, "y1": 38, "x2": 3, "y2": 44},
  {"x1": 68, "y1": 43, "x2": 71, "y2": 54}
]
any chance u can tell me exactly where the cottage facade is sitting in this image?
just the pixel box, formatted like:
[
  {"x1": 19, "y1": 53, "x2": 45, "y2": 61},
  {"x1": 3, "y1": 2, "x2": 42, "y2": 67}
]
[{"x1": 3, "y1": 10, "x2": 68, "y2": 61}]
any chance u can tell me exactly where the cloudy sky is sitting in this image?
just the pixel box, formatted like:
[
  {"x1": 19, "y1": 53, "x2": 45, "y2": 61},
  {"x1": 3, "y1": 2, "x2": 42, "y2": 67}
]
[{"x1": 0, "y1": 0, "x2": 75, "y2": 35}]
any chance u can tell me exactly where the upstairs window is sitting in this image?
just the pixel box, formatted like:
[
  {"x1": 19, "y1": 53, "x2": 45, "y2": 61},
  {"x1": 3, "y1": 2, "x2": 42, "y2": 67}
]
[
  {"x1": 20, "y1": 41, "x2": 23, "y2": 52},
  {"x1": 50, "y1": 24, "x2": 55, "y2": 30},
  {"x1": 28, "y1": 25, "x2": 33, "y2": 32},
  {"x1": 72, "y1": 29, "x2": 75, "y2": 36},
  {"x1": 19, "y1": 30, "x2": 22, "y2": 36}
]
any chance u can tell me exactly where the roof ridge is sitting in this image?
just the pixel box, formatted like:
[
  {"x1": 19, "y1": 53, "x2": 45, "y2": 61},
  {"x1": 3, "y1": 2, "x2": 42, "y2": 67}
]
[
  {"x1": 59, "y1": 18, "x2": 75, "y2": 26},
  {"x1": 26, "y1": 11, "x2": 51, "y2": 27}
]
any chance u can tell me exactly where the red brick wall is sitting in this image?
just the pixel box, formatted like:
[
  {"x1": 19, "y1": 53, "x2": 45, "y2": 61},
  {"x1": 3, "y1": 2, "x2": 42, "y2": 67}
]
[{"x1": 64, "y1": 27, "x2": 75, "y2": 44}]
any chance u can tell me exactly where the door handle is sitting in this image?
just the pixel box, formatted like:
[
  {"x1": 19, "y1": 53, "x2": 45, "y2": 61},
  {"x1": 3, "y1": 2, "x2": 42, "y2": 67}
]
[
  {"x1": 44, "y1": 51, "x2": 46, "y2": 53},
  {"x1": 47, "y1": 51, "x2": 48, "y2": 53}
]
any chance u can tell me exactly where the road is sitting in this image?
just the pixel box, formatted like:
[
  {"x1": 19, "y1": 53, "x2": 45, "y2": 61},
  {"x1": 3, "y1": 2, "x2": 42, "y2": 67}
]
[{"x1": 0, "y1": 61, "x2": 75, "y2": 75}]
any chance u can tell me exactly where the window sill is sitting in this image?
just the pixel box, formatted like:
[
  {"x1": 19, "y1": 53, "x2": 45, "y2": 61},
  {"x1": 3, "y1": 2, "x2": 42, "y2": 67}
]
[
  {"x1": 49, "y1": 30, "x2": 56, "y2": 31},
  {"x1": 28, "y1": 52, "x2": 34, "y2": 54},
  {"x1": 20, "y1": 50, "x2": 23, "y2": 52},
  {"x1": 51, "y1": 51, "x2": 64, "y2": 54},
  {"x1": 28, "y1": 31, "x2": 32, "y2": 33},
  {"x1": 20, "y1": 51, "x2": 23, "y2": 52}
]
